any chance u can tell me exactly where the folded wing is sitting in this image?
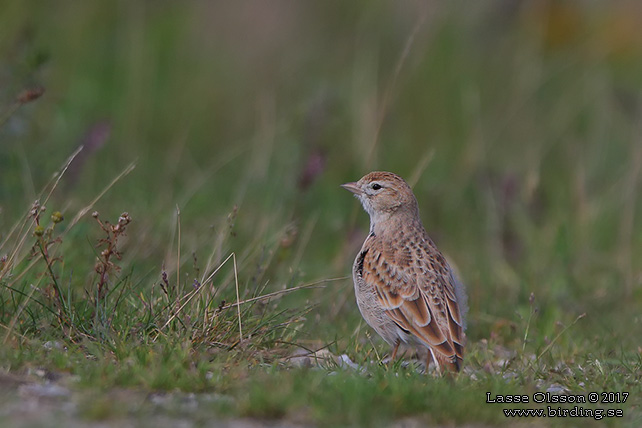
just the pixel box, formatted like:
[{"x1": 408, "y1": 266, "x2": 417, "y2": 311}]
[{"x1": 361, "y1": 235, "x2": 465, "y2": 371}]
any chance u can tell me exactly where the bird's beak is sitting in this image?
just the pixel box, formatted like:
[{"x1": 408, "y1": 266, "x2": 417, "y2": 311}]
[{"x1": 341, "y1": 182, "x2": 362, "y2": 195}]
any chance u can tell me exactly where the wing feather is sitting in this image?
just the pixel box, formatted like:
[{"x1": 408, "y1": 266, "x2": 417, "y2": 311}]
[{"x1": 361, "y1": 233, "x2": 465, "y2": 370}]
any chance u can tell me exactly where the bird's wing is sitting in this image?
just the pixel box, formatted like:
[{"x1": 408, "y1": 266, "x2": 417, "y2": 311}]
[{"x1": 361, "y1": 234, "x2": 465, "y2": 369}]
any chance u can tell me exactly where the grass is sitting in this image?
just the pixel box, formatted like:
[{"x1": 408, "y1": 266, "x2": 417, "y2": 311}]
[{"x1": 1, "y1": 1, "x2": 642, "y2": 427}]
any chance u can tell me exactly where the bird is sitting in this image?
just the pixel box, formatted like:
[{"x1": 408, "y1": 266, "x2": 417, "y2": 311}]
[{"x1": 341, "y1": 171, "x2": 467, "y2": 373}]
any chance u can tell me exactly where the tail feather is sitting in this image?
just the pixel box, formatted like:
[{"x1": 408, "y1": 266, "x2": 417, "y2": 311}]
[{"x1": 429, "y1": 347, "x2": 463, "y2": 374}]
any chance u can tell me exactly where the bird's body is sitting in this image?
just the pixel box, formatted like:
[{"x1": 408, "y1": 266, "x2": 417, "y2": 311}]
[{"x1": 342, "y1": 171, "x2": 467, "y2": 373}]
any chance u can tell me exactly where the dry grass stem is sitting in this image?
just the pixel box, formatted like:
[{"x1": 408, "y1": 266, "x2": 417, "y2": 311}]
[
  {"x1": 219, "y1": 276, "x2": 347, "y2": 311},
  {"x1": 65, "y1": 162, "x2": 136, "y2": 231},
  {"x1": 176, "y1": 205, "x2": 181, "y2": 297},
  {"x1": 0, "y1": 147, "x2": 83, "y2": 281},
  {"x1": 536, "y1": 313, "x2": 586, "y2": 362},
  {"x1": 233, "y1": 252, "x2": 242, "y2": 342},
  {"x1": 364, "y1": 9, "x2": 430, "y2": 169},
  {"x1": 408, "y1": 148, "x2": 436, "y2": 188},
  {"x1": 159, "y1": 252, "x2": 235, "y2": 331}
]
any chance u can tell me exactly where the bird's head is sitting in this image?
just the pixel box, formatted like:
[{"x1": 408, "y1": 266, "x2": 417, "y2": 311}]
[{"x1": 341, "y1": 171, "x2": 418, "y2": 221}]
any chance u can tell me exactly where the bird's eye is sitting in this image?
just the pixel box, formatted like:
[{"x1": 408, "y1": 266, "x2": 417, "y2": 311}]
[{"x1": 371, "y1": 183, "x2": 382, "y2": 190}]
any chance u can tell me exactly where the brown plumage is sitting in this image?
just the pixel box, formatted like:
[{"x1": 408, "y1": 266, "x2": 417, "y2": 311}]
[{"x1": 342, "y1": 171, "x2": 467, "y2": 373}]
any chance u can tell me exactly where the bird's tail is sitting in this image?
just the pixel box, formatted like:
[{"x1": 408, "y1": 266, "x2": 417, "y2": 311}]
[{"x1": 429, "y1": 348, "x2": 463, "y2": 374}]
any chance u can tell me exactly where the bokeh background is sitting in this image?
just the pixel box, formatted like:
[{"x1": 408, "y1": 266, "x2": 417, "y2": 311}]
[{"x1": 2, "y1": 0, "x2": 642, "y2": 383}]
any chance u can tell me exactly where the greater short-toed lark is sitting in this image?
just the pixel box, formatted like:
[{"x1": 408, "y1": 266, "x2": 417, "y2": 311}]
[{"x1": 342, "y1": 171, "x2": 467, "y2": 373}]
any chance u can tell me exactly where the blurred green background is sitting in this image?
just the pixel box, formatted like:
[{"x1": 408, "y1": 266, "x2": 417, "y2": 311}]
[{"x1": 1, "y1": 0, "x2": 642, "y2": 397}]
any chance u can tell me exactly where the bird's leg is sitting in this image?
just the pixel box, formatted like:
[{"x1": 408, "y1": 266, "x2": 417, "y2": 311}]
[
  {"x1": 389, "y1": 340, "x2": 400, "y2": 365},
  {"x1": 427, "y1": 348, "x2": 441, "y2": 375}
]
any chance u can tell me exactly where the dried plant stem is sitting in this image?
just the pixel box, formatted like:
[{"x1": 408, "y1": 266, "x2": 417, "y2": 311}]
[
  {"x1": 366, "y1": 331, "x2": 382, "y2": 364},
  {"x1": 536, "y1": 313, "x2": 586, "y2": 362},
  {"x1": 36, "y1": 240, "x2": 69, "y2": 321},
  {"x1": 219, "y1": 276, "x2": 347, "y2": 310},
  {"x1": 202, "y1": 252, "x2": 235, "y2": 286},
  {"x1": 408, "y1": 149, "x2": 435, "y2": 188},
  {"x1": 42, "y1": 146, "x2": 84, "y2": 210},
  {"x1": 93, "y1": 212, "x2": 131, "y2": 305},
  {"x1": 233, "y1": 252, "x2": 242, "y2": 342},
  {"x1": 0, "y1": 146, "x2": 83, "y2": 281},
  {"x1": 0, "y1": 322, "x2": 29, "y2": 343},
  {"x1": 2, "y1": 280, "x2": 42, "y2": 345},
  {"x1": 176, "y1": 205, "x2": 181, "y2": 296},
  {"x1": 157, "y1": 284, "x2": 203, "y2": 332},
  {"x1": 364, "y1": 10, "x2": 429, "y2": 169},
  {"x1": 65, "y1": 162, "x2": 136, "y2": 231},
  {"x1": 159, "y1": 252, "x2": 235, "y2": 331}
]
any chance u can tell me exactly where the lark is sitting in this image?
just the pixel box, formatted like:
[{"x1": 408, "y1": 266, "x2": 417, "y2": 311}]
[{"x1": 342, "y1": 171, "x2": 467, "y2": 373}]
